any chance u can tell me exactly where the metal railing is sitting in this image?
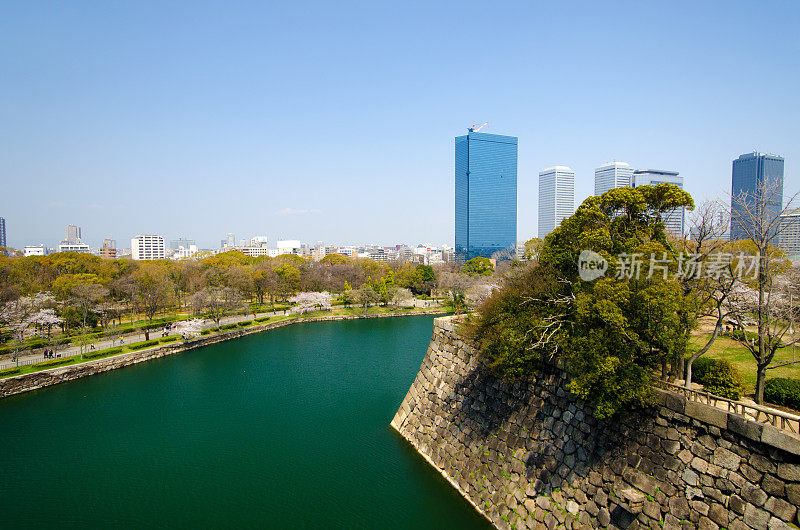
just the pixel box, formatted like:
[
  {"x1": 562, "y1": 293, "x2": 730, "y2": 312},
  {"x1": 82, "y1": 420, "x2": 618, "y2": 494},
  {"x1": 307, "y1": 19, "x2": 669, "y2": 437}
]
[{"x1": 657, "y1": 380, "x2": 800, "y2": 435}]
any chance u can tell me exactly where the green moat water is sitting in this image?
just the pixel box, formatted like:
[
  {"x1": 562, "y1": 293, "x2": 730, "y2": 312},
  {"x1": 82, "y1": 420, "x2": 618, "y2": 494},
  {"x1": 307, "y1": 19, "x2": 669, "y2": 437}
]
[{"x1": 0, "y1": 315, "x2": 490, "y2": 529}]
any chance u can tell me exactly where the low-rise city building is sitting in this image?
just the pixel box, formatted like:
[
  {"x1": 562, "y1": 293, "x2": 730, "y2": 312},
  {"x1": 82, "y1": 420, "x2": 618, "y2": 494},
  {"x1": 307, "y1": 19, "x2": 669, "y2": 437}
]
[
  {"x1": 131, "y1": 235, "x2": 166, "y2": 260},
  {"x1": 57, "y1": 243, "x2": 91, "y2": 253},
  {"x1": 24, "y1": 245, "x2": 46, "y2": 257},
  {"x1": 99, "y1": 238, "x2": 117, "y2": 259}
]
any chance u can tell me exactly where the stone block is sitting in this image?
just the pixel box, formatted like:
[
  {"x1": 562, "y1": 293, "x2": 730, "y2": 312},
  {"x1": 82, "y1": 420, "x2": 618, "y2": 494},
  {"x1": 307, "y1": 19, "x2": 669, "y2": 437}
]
[
  {"x1": 668, "y1": 496, "x2": 690, "y2": 519},
  {"x1": 726, "y1": 413, "x2": 763, "y2": 442},
  {"x1": 698, "y1": 516, "x2": 719, "y2": 530},
  {"x1": 707, "y1": 502, "x2": 729, "y2": 526},
  {"x1": 597, "y1": 507, "x2": 610, "y2": 527},
  {"x1": 776, "y1": 462, "x2": 800, "y2": 482},
  {"x1": 786, "y1": 483, "x2": 800, "y2": 506},
  {"x1": 761, "y1": 473, "x2": 784, "y2": 497},
  {"x1": 764, "y1": 496, "x2": 797, "y2": 523},
  {"x1": 690, "y1": 456, "x2": 709, "y2": 474},
  {"x1": 744, "y1": 504, "x2": 771, "y2": 529},
  {"x1": 712, "y1": 447, "x2": 741, "y2": 471}
]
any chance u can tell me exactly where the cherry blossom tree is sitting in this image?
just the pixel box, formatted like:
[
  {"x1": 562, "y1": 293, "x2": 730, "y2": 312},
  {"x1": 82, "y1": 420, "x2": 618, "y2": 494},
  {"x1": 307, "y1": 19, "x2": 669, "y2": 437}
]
[{"x1": 289, "y1": 292, "x2": 332, "y2": 314}]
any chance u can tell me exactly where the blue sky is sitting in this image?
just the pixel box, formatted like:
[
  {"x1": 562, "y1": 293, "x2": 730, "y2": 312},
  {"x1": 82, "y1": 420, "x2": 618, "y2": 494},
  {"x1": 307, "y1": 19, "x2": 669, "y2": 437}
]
[{"x1": 1, "y1": 1, "x2": 798, "y2": 249}]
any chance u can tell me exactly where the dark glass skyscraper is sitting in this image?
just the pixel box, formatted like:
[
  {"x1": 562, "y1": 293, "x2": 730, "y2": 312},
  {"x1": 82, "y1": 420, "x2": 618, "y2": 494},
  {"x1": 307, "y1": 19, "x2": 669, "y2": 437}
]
[
  {"x1": 455, "y1": 130, "x2": 517, "y2": 261},
  {"x1": 730, "y1": 152, "x2": 784, "y2": 242}
]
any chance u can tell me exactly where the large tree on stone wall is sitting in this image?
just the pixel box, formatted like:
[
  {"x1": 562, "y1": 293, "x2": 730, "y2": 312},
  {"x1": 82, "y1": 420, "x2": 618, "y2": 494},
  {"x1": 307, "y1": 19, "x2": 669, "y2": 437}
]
[{"x1": 468, "y1": 184, "x2": 695, "y2": 418}]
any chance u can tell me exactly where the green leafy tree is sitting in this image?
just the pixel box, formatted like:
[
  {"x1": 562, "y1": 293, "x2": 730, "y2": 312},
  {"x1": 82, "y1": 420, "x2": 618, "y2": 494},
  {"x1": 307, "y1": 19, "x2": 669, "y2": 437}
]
[
  {"x1": 469, "y1": 184, "x2": 695, "y2": 418},
  {"x1": 341, "y1": 281, "x2": 355, "y2": 308},
  {"x1": 462, "y1": 257, "x2": 494, "y2": 277}
]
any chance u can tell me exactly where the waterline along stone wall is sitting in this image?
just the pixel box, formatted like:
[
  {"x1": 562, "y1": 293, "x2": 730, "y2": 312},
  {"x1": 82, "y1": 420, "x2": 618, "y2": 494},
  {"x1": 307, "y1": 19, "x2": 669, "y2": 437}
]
[{"x1": 391, "y1": 316, "x2": 800, "y2": 530}]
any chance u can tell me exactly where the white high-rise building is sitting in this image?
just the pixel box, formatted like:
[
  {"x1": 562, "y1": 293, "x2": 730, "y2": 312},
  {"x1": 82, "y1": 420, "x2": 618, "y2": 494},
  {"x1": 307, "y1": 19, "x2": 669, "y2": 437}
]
[
  {"x1": 594, "y1": 162, "x2": 634, "y2": 196},
  {"x1": 64, "y1": 224, "x2": 82, "y2": 244},
  {"x1": 780, "y1": 209, "x2": 800, "y2": 258},
  {"x1": 633, "y1": 169, "x2": 685, "y2": 236},
  {"x1": 538, "y1": 166, "x2": 575, "y2": 238},
  {"x1": 131, "y1": 235, "x2": 166, "y2": 260}
]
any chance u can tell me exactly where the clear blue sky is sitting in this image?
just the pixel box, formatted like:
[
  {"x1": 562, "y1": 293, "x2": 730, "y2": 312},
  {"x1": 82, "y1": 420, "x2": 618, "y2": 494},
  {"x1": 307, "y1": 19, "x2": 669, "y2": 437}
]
[{"x1": 1, "y1": 1, "x2": 798, "y2": 249}]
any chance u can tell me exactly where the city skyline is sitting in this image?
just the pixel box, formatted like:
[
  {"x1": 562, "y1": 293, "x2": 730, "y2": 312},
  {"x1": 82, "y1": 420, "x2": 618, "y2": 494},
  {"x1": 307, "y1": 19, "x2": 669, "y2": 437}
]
[{"x1": 1, "y1": 2, "x2": 798, "y2": 249}]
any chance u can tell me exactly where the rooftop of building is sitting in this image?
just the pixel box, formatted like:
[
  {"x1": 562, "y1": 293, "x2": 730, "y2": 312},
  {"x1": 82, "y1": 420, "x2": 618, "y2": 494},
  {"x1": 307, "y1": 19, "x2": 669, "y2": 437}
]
[
  {"x1": 633, "y1": 169, "x2": 680, "y2": 176},
  {"x1": 597, "y1": 161, "x2": 632, "y2": 169},
  {"x1": 737, "y1": 151, "x2": 784, "y2": 160},
  {"x1": 541, "y1": 165, "x2": 574, "y2": 173}
]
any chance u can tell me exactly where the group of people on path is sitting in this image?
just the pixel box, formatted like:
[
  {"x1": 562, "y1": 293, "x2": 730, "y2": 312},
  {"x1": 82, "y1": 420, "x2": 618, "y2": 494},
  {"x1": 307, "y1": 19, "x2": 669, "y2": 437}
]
[{"x1": 42, "y1": 349, "x2": 60, "y2": 359}]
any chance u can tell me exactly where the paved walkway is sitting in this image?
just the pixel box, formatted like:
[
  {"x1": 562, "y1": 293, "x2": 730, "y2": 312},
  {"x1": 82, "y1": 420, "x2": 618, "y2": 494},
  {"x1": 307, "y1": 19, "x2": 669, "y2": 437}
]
[{"x1": 0, "y1": 301, "x2": 443, "y2": 370}]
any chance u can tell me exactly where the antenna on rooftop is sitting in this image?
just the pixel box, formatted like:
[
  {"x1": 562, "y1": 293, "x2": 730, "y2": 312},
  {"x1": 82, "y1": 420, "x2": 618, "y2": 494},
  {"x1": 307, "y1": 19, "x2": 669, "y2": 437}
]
[{"x1": 469, "y1": 121, "x2": 488, "y2": 133}]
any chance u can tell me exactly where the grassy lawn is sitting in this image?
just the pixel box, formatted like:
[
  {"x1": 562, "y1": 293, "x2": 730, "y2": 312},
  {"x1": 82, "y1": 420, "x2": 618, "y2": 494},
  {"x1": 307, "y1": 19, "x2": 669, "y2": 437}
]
[{"x1": 688, "y1": 335, "x2": 800, "y2": 394}]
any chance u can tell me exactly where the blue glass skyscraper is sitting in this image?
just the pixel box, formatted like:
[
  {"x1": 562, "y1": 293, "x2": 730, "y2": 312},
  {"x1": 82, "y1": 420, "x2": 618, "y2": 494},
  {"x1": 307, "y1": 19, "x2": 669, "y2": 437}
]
[
  {"x1": 455, "y1": 129, "x2": 518, "y2": 261},
  {"x1": 730, "y1": 152, "x2": 784, "y2": 242}
]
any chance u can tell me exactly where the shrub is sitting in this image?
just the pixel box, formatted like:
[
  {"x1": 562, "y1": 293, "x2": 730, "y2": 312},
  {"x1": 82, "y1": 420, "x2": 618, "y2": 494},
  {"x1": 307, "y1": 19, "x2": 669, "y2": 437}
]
[
  {"x1": 83, "y1": 347, "x2": 123, "y2": 360},
  {"x1": 255, "y1": 316, "x2": 271, "y2": 323},
  {"x1": 159, "y1": 336, "x2": 179, "y2": 344},
  {"x1": 765, "y1": 378, "x2": 800, "y2": 411},
  {"x1": 692, "y1": 357, "x2": 745, "y2": 400},
  {"x1": 219, "y1": 323, "x2": 238, "y2": 331},
  {"x1": 128, "y1": 340, "x2": 160, "y2": 350},
  {"x1": 200, "y1": 329, "x2": 214, "y2": 336},
  {"x1": 0, "y1": 367, "x2": 21, "y2": 377},
  {"x1": 238, "y1": 321, "x2": 254, "y2": 327},
  {"x1": 33, "y1": 357, "x2": 72, "y2": 369}
]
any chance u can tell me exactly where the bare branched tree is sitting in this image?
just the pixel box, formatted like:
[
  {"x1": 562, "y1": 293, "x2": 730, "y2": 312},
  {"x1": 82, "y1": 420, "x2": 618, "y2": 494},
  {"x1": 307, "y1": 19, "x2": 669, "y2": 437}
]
[{"x1": 725, "y1": 179, "x2": 800, "y2": 402}]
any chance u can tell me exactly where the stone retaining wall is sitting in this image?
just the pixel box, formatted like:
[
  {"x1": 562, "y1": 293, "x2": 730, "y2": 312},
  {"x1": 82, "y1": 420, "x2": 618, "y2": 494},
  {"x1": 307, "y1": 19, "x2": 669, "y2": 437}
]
[
  {"x1": 0, "y1": 309, "x2": 446, "y2": 399},
  {"x1": 391, "y1": 316, "x2": 800, "y2": 530}
]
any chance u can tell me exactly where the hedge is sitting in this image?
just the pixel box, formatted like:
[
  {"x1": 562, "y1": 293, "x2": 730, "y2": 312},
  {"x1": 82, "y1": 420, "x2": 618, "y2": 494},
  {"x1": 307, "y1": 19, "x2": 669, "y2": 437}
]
[
  {"x1": 159, "y1": 336, "x2": 180, "y2": 344},
  {"x1": 219, "y1": 323, "x2": 239, "y2": 331},
  {"x1": 0, "y1": 366, "x2": 21, "y2": 377},
  {"x1": 692, "y1": 357, "x2": 745, "y2": 400},
  {"x1": 83, "y1": 347, "x2": 123, "y2": 360},
  {"x1": 32, "y1": 357, "x2": 72, "y2": 370},
  {"x1": 128, "y1": 340, "x2": 160, "y2": 350},
  {"x1": 765, "y1": 378, "x2": 800, "y2": 411},
  {"x1": 255, "y1": 316, "x2": 271, "y2": 323},
  {"x1": 200, "y1": 329, "x2": 214, "y2": 336}
]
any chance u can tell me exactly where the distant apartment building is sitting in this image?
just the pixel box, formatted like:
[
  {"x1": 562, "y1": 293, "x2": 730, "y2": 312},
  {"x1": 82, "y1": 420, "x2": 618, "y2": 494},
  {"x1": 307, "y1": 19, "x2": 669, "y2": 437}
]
[
  {"x1": 220, "y1": 233, "x2": 235, "y2": 248},
  {"x1": 64, "y1": 224, "x2": 82, "y2": 244},
  {"x1": 780, "y1": 209, "x2": 800, "y2": 258},
  {"x1": 730, "y1": 152, "x2": 784, "y2": 243},
  {"x1": 455, "y1": 128, "x2": 518, "y2": 261},
  {"x1": 594, "y1": 162, "x2": 634, "y2": 196},
  {"x1": 131, "y1": 235, "x2": 166, "y2": 260},
  {"x1": 24, "y1": 245, "x2": 46, "y2": 257},
  {"x1": 170, "y1": 238, "x2": 196, "y2": 250},
  {"x1": 249, "y1": 236, "x2": 269, "y2": 247},
  {"x1": 58, "y1": 242, "x2": 91, "y2": 253},
  {"x1": 276, "y1": 240, "x2": 302, "y2": 255},
  {"x1": 633, "y1": 169, "x2": 685, "y2": 236},
  {"x1": 237, "y1": 246, "x2": 271, "y2": 258},
  {"x1": 99, "y1": 238, "x2": 117, "y2": 259},
  {"x1": 538, "y1": 166, "x2": 575, "y2": 239},
  {"x1": 0, "y1": 217, "x2": 6, "y2": 248},
  {"x1": 311, "y1": 242, "x2": 327, "y2": 261},
  {"x1": 172, "y1": 244, "x2": 199, "y2": 260}
]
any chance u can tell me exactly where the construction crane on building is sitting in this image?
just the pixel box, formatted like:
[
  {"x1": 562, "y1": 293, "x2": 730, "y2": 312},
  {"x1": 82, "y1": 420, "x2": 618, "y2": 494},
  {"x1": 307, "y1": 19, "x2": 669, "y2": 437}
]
[{"x1": 469, "y1": 122, "x2": 488, "y2": 133}]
